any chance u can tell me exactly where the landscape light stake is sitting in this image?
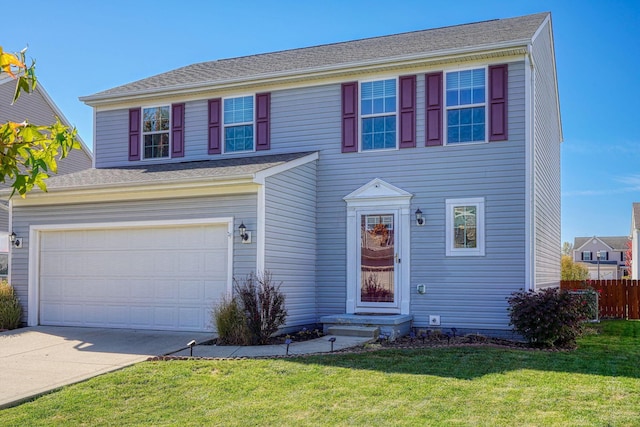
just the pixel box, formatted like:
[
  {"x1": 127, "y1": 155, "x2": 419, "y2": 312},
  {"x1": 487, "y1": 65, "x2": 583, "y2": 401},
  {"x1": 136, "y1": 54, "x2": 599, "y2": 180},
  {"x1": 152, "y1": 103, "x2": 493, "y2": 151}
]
[
  {"x1": 187, "y1": 340, "x2": 196, "y2": 357},
  {"x1": 328, "y1": 337, "x2": 336, "y2": 352},
  {"x1": 285, "y1": 338, "x2": 292, "y2": 355}
]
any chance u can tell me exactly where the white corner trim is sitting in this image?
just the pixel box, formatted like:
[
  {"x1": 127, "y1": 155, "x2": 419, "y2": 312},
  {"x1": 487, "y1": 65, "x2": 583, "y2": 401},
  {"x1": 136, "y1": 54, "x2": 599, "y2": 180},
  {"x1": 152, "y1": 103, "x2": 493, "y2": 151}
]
[{"x1": 524, "y1": 51, "x2": 534, "y2": 291}]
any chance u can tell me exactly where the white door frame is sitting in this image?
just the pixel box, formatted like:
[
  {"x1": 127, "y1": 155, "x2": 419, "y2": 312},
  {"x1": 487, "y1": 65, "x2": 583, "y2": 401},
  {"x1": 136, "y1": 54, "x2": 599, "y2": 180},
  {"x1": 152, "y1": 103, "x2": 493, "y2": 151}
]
[
  {"x1": 344, "y1": 179, "x2": 412, "y2": 314},
  {"x1": 28, "y1": 217, "x2": 234, "y2": 327}
]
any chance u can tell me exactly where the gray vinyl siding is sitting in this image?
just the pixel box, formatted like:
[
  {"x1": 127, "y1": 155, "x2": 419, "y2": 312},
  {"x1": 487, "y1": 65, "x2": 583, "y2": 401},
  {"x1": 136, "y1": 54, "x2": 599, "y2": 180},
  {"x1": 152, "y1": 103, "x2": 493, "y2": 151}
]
[
  {"x1": 10, "y1": 194, "x2": 257, "y2": 323},
  {"x1": 532, "y1": 20, "x2": 562, "y2": 289},
  {"x1": 80, "y1": 60, "x2": 531, "y2": 331},
  {"x1": 264, "y1": 161, "x2": 317, "y2": 329}
]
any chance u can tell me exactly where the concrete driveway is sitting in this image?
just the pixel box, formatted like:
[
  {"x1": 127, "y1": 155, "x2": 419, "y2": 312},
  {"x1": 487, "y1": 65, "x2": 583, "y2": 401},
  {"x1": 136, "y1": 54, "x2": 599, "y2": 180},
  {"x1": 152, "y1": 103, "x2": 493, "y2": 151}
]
[{"x1": 0, "y1": 326, "x2": 213, "y2": 409}]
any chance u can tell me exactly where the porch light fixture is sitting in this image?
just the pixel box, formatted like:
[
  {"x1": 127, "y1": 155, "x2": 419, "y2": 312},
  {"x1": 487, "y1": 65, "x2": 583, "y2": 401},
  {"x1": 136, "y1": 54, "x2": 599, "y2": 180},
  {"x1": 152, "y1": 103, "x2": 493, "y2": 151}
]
[
  {"x1": 415, "y1": 209, "x2": 425, "y2": 226},
  {"x1": 238, "y1": 222, "x2": 251, "y2": 243},
  {"x1": 9, "y1": 232, "x2": 22, "y2": 248}
]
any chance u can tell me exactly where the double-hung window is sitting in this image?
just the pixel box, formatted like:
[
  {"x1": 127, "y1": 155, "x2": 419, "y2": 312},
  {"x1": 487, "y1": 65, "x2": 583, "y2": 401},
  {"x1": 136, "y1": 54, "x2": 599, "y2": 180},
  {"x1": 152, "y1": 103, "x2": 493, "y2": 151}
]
[
  {"x1": 582, "y1": 251, "x2": 592, "y2": 261},
  {"x1": 446, "y1": 197, "x2": 485, "y2": 256},
  {"x1": 446, "y1": 68, "x2": 486, "y2": 144},
  {"x1": 224, "y1": 96, "x2": 254, "y2": 153},
  {"x1": 142, "y1": 106, "x2": 170, "y2": 159},
  {"x1": 361, "y1": 79, "x2": 396, "y2": 150}
]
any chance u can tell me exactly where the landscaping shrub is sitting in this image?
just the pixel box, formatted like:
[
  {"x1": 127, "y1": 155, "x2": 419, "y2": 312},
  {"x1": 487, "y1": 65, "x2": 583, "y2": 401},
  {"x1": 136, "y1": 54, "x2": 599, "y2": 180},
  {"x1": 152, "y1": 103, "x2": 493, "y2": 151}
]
[
  {"x1": 234, "y1": 271, "x2": 287, "y2": 345},
  {"x1": 0, "y1": 280, "x2": 22, "y2": 330},
  {"x1": 212, "y1": 295, "x2": 251, "y2": 345},
  {"x1": 507, "y1": 287, "x2": 589, "y2": 348}
]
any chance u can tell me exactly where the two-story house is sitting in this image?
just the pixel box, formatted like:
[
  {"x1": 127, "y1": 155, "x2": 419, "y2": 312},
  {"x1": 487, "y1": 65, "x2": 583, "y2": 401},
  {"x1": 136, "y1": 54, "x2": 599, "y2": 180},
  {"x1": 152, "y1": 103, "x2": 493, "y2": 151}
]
[
  {"x1": 5, "y1": 12, "x2": 561, "y2": 336},
  {"x1": 573, "y1": 236, "x2": 630, "y2": 280},
  {"x1": 0, "y1": 76, "x2": 92, "y2": 276}
]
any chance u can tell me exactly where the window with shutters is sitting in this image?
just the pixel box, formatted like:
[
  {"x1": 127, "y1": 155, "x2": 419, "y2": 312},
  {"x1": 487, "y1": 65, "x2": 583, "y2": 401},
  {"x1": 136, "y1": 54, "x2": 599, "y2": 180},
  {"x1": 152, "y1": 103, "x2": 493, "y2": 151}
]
[
  {"x1": 224, "y1": 95, "x2": 254, "y2": 153},
  {"x1": 142, "y1": 106, "x2": 170, "y2": 159},
  {"x1": 583, "y1": 251, "x2": 592, "y2": 261},
  {"x1": 446, "y1": 68, "x2": 486, "y2": 144},
  {"x1": 361, "y1": 79, "x2": 397, "y2": 151}
]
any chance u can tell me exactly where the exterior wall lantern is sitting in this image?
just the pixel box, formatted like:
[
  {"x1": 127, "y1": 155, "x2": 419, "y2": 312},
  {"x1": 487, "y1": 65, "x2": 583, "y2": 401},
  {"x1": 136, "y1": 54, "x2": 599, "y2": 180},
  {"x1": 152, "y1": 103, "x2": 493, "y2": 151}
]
[
  {"x1": 238, "y1": 222, "x2": 251, "y2": 243},
  {"x1": 415, "y1": 209, "x2": 425, "y2": 226},
  {"x1": 9, "y1": 232, "x2": 22, "y2": 248}
]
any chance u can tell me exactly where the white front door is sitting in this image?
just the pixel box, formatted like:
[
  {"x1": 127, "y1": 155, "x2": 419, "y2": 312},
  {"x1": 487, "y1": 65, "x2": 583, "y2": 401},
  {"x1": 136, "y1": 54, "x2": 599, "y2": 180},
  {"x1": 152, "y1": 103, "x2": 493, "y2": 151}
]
[{"x1": 357, "y1": 211, "x2": 399, "y2": 311}]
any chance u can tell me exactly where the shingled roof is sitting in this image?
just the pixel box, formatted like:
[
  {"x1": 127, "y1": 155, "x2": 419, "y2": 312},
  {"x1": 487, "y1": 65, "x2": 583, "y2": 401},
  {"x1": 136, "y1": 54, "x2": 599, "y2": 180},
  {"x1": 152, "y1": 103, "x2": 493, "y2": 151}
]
[
  {"x1": 81, "y1": 12, "x2": 549, "y2": 103},
  {"x1": 574, "y1": 236, "x2": 630, "y2": 251},
  {"x1": 27, "y1": 151, "x2": 316, "y2": 192}
]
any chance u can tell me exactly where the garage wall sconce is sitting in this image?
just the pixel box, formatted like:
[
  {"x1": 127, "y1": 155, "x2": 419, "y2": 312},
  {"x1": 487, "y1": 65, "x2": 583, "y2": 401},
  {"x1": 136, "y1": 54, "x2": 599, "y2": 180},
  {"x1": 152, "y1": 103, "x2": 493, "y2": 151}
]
[
  {"x1": 9, "y1": 232, "x2": 22, "y2": 248},
  {"x1": 238, "y1": 222, "x2": 252, "y2": 244},
  {"x1": 415, "y1": 209, "x2": 425, "y2": 226}
]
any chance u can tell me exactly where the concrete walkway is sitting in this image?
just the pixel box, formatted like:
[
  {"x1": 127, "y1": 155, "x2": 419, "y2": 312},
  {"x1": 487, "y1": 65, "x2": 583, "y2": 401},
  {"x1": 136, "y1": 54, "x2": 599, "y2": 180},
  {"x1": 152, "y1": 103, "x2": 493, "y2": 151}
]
[
  {"x1": 0, "y1": 327, "x2": 372, "y2": 409},
  {"x1": 169, "y1": 335, "x2": 372, "y2": 358}
]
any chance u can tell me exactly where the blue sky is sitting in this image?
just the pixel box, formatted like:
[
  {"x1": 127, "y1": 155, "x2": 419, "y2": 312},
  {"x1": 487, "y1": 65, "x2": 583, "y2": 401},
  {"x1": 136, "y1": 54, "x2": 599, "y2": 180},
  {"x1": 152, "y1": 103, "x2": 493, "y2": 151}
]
[{"x1": 2, "y1": 0, "x2": 639, "y2": 246}]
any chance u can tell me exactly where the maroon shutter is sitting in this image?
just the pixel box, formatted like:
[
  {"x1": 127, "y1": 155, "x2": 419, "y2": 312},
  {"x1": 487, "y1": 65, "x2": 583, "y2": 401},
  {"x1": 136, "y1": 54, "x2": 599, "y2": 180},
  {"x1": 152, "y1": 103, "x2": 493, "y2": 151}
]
[
  {"x1": 129, "y1": 108, "x2": 141, "y2": 161},
  {"x1": 489, "y1": 64, "x2": 508, "y2": 141},
  {"x1": 341, "y1": 82, "x2": 358, "y2": 153},
  {"x1": 208, "y1": 98, "x2": 221, "y2": 154},
  {"x1": 399, "y1": 75, "x2": 416, "y2": 148},
  {"x1": 255, "y1": 92, "x2": 270, "y2": 151},
  {"x1": 425, "y1": 72, "x2": 443, "y2": 146},
  {"x1": 171, "y1": 103, "x2": 185, "y2": 157}
]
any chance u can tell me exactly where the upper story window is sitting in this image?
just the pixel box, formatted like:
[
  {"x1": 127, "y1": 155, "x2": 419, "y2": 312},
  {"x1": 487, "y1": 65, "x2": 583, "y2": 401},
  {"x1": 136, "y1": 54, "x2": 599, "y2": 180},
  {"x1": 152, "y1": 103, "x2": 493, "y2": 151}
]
[
  {"x1": 361, "y1": 79, "x2": 396, "y2": 151},
  {"x1": 224, "y1": 96, "x2": 254, "y2": 153},
  {"x1": 446, "y1": 68, "x2": 486, "y2": 144},
  {"x1": 446, "y1": 197, "x2": 485, "y2": 256},
  {"x1": 142, "y1": 106, "x2": 170, "y2": 159}
]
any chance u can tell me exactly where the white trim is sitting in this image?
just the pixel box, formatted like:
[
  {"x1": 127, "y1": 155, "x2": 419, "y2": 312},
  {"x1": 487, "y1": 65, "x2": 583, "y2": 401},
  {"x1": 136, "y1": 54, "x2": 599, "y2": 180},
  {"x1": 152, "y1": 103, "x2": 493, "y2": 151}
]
[
  {"x1": 27, "y1": 217, "x2": 234, "y2": 327},
  {"x1": 443, "y1": 66, "x2": 489, "y2": 146},
  {"x1": 344, "y1": 178, "x2": 412, "y2": 315},
  {"x1": 140, "y1": 105, "x2": 172, "y2": 161},
  {"x1": 359, "y1": 77, "x2": 399, "y2": 152},
  {"x1": 253, "y1": 152, "x2": 318, "y2": 183},
  {"x1": 81, "y1": 44, "x2": 530, "y2": 106},
  {"x1": 256, "y1": 184, "x2": 266, "y2": 274},
  {"x1": 445, "y1": 197, "x2": 485, "y2": 257},
  {"x1": 524, "y1": 50, "x2": 534, "y2": 291},
  {"x1": 222, "y1": 94, "x2": 256, "y2": 154}
]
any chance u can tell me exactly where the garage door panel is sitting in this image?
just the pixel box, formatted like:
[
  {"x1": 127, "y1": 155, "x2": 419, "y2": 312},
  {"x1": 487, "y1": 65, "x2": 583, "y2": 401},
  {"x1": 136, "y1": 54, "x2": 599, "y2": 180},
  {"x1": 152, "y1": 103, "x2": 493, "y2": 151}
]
[{"x1": 39, "y1": 223, "x2": 229, "y2": 332}]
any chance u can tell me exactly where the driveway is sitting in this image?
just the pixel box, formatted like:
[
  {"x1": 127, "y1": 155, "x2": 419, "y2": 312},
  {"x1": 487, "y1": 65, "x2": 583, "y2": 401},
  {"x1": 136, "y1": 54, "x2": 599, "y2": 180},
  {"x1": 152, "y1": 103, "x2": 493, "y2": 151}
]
[{"x1": 0, "y1": 326, "x2": 213, "y2": 409}]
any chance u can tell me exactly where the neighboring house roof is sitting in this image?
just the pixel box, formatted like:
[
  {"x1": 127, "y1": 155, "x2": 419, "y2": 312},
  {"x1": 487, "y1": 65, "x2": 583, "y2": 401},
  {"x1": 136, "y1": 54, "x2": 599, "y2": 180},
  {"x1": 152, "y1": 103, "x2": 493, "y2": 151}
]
[
  {"x1": 81, "y1": 12, "x2": 549, "y2": 104},
  {"x1": 574, "y1": 236, "x2": 630, "y2": 252},
  {"x1": 13, "y1": 151, "x2": 316, "y2": 193},
  {"x1": 0, "y1": 77, "x2": 93, "y2": 159}
]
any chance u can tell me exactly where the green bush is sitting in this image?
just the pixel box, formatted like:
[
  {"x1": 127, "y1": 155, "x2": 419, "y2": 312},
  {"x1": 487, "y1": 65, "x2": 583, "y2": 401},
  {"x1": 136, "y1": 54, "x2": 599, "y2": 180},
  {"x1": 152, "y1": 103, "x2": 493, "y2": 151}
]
[
  {"x1": 0, "y1": 280, "x2": 22, "y2": 330},
  {"x1": 212, "y1": 295, "x2": 251, "y2": 345},
  {"x1": 507, "y1": 287, "x2": 589, "y2": 348},
  {"x1": 234, "y1": 271, "x2": 287, "y2": 345}
]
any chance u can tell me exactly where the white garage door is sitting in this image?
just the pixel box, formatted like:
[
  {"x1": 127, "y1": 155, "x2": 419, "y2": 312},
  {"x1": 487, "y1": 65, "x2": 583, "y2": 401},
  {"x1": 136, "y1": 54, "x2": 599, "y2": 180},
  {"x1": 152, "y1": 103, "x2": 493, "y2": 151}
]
[{"x1": 38, "y1": 223, "x2": 229, "y2": 332}]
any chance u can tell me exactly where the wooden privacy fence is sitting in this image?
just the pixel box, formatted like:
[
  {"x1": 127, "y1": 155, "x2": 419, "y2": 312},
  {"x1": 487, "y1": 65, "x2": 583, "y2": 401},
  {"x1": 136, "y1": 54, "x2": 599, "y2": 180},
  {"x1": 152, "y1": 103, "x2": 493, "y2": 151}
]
[{"x1": 560, "y1": 280, "x2": 640, "y2": 320}]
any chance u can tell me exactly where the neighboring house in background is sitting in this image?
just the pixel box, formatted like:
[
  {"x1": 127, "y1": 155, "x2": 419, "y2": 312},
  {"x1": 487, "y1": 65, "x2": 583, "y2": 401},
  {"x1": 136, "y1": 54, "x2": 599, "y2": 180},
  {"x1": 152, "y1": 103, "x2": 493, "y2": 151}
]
[
  {"x1": 5, "y1": 12, "x2": 561, "y2": 336},
  {"x1": 0, "y1": 76, "x2": 93, "y2": 276},
  {"x1": 631, "y1": 203, "x2": 640, "y2": 279},
  {"x1": 573, "y1": 236, "x2": 630, "y2": 280}
]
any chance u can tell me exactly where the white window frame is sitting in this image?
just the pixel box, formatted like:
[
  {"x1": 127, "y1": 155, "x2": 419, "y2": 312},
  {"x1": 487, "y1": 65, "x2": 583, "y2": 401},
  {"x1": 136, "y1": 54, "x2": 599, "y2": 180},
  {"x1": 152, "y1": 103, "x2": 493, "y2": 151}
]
[
  {"x1": 359, "y1": 77, "x2": 398, "y2": 152},
  {"x1": 583, "y1": 251, "x2": 592, "y2": 261},
  {"x1": 446, "y1": 197, "x2": 485, "y2": 257},
  {"x1": 223, "y1": 94, "x2": 255, "y2": 154},
  {"x1": 141, "y1": 105, "x2": 171, "y2": 160},
  {"x1": 444, "y1": 66, "x2": 488, "y2": 146}
]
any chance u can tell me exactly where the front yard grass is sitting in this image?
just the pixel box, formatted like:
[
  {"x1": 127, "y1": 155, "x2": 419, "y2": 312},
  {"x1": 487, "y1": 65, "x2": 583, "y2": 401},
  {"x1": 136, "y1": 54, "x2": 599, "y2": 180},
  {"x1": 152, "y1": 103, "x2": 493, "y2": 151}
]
[{"x1": 2, "y1": 321, "x2": 639, "y2": 426}]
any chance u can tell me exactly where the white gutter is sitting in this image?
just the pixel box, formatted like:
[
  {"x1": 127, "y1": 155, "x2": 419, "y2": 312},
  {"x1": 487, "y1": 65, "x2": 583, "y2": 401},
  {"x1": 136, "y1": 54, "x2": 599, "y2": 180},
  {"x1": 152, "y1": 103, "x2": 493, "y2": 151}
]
[{"x1": 80, "y1": 41, "x2": 531, "y2": 106}]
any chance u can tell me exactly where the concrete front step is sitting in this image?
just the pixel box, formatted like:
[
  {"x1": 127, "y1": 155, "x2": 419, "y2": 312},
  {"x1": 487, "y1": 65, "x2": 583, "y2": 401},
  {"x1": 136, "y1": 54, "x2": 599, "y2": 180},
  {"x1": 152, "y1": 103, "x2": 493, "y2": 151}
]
[
  {"x1": 321, "y1": 314, "x2": 414, "y2": 341},
  {"x1": 327, "y1": 326, "x2": 380, "y2": 338}
]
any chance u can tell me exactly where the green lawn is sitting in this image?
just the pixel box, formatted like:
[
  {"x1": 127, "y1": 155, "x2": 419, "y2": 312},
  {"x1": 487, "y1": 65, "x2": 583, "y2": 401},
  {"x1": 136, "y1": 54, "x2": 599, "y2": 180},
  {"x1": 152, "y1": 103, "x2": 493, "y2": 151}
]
[{"x1": 2, "y1": 321, "x2": 639, "y2": 426}]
